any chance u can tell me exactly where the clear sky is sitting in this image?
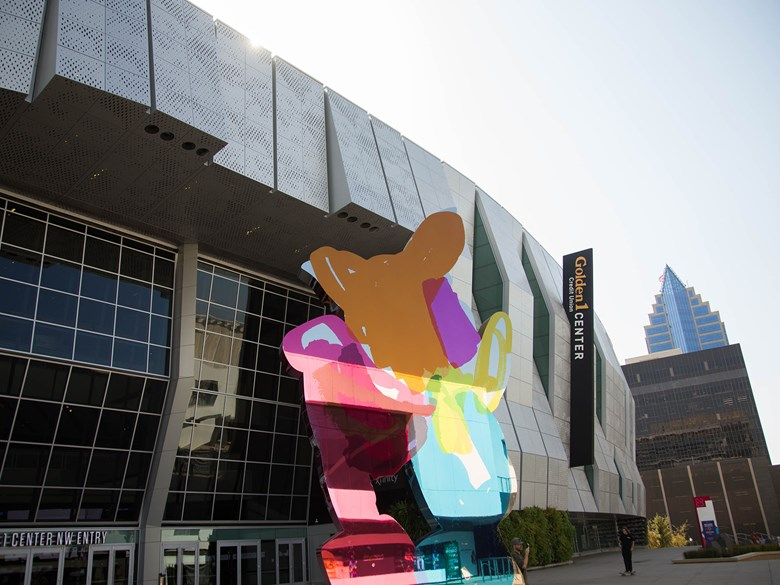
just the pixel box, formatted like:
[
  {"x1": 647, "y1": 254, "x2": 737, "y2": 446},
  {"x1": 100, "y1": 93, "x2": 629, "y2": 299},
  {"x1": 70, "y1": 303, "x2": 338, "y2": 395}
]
[{"x1": 188, "y1": 0, "x2": 780, "y2": 463}]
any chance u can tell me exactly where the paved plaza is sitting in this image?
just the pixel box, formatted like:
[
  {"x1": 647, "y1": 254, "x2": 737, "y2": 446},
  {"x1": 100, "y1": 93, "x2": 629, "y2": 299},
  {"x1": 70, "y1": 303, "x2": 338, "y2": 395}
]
[{"x1": 472, "y1": 547, "x2": 779, "y2": 585}]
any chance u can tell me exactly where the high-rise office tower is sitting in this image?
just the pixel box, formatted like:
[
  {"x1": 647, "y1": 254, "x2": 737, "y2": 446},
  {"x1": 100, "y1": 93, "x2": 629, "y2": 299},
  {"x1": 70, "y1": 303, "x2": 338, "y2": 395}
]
[
  {"x1": 644, "y1": 266, "x2": 728, "y2": 354},
  {"x1": 625, "y1": 269, "x2": 779, "y2": 544}
]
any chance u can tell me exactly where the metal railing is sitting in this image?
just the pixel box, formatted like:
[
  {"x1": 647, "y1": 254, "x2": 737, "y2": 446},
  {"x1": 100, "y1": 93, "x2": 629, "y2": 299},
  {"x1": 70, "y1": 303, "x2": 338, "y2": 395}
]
[{"x1": 478, "y1": 557, "x2": 513, "y2": 580}]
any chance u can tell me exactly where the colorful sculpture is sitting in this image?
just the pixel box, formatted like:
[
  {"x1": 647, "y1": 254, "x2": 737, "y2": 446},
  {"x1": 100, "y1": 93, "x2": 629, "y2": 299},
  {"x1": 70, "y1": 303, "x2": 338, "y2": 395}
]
[{"x1": 282, "y1": 211, "x2": 515, "y2": 583}]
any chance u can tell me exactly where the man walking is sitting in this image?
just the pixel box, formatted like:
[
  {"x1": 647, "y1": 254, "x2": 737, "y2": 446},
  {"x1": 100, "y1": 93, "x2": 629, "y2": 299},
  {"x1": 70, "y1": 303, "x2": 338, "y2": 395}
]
[{"x1": 619, "y1": 526, "x2": 635, "y2": 576}]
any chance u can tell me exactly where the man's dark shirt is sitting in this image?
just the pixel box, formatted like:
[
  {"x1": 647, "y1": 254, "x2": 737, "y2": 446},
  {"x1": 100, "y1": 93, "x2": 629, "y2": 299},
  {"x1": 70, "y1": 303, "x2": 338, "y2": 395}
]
[{"x1": 619, "y1": 532, "x2": 635, "y2": 552}]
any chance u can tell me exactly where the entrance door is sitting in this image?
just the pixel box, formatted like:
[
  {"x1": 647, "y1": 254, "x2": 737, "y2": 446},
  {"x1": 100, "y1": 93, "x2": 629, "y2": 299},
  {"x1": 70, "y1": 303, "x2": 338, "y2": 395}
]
[
  {"x1": 0, "y1": 549, "x2": 63, "y2": 585},
  {"x1": 275, "y1": 540, "x2": 305, "y2": 585},
  {"x1": 87, "y1": 546, "x2": 133, "y2": 585},
  {"x1": 217, "y1": 543, "x2": 258, "y2": 585}
]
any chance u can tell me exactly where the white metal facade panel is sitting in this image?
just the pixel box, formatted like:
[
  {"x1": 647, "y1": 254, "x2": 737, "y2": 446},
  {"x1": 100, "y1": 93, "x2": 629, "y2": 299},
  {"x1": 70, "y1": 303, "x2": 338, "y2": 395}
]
[
  {"x1": 275, "y1": 58, "x2": 328, "y2": 211},
  {"x1": 370, "y1": 116, "x2": 424, "y2": 230},
  {"x1": 183, "y1": 2, "x2": 224, "y2": 139},
  {"x1": 52, "y1": 0, "x2": 150, "y2": 104},
  {"x1": 476, "y1": 189, "x2": 525, "y2": 285},
  {"x1": 326, "y1": 90, "x2": 393, "y2": 221},
  {"x1": 105, "y1": 0, "x2": 149, "y2": 103},
  {"x1": 404, "y1": 138, "x2": 455, "y2": 215},
  {"x1": 242, "y1": 44, "x2": 273, "y2": 185},
  {"x1": 0, "y1": 0, "x2": 44, "y2": 93},
  {"x1": 151, "y1": 0, "x2": 191, "y2": 122}
]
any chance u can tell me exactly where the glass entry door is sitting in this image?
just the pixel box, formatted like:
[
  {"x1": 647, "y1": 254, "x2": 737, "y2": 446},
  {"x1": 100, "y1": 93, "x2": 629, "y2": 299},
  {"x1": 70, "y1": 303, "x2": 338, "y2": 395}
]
[
  {"x1": 275, "y1": 540, "x2": 305, "y2": 585},
  {"x1": 217, "y1": 543, "x2": 258, "y2": 585},
  {"x1": 87, "y1": 546, "x2": 133, "y2": 585},
  {"x1": 0, "y1": 549, "x2": 63, "y2": 585}
]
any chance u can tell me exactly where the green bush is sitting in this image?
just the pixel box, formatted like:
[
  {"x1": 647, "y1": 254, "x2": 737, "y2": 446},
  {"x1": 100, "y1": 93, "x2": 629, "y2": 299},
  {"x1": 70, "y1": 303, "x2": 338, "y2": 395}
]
[
  {"x1": 545, "y1": 508, "x2": 574, "y2": 563},
  {"x1": 683, "y1": 548, "x2": 722, "y2": 559},
  {"x1": 682, "y1": 543, "x2": 779, "y2": 559},
  {"x1": 498, "y1": 506, "x2": 575, "y2": 567}
]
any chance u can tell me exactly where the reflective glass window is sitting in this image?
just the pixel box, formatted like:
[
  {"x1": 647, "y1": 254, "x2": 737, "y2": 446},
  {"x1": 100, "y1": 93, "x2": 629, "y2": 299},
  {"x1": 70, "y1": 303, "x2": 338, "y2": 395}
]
[
  {"x1": 81, "y1": 267, "x2": 118, "y2": 302},
  {"x1": 124, "y1": 452, "x2": 152, "y2": 489},
  {"x1": 132, "y1": 414, "x2": 160, "y2": 451},
  {"x1": 12, "y1": 399, "x2": 59, "y2": 443},
  {"x1": 65, "y1": 368, "x2": 108, "y2": 406},
  {"x1": 45, "y1": 225, "x2": 84, "y2": 262},
  {"x1": 3, "y1": 213, "x2": 45, "y2": 250},
  {"x1": 79, "y1": 490, "x2": 118, "y2": 521},
  {"x1": 150, "y1": 316, "x2": 171, "y2": 346},
  {"x1": 84, "y1": 237, "x2": 120, "y2": 272},
  {"x1": 696, "y1": 314, "x2": 719, "y2": 325},
  {"x1": 0, "y1": 245, "x2": 41, "y2": 283},
  {"x1": 0, "y1": 355, "x2": 26, "y2": 396},
  {"x1": 77, "y1": 298, "x2": 115, "y2": 334},
  {"x1": 0, "y1": 486, "x2": 39, "y2": 520},
  {"x1": 0, "y1": 279, "x2": 37, "y2": 318},
  {"x1": 152, "y1": 286, "x2": 172, "y2": 316},
  {"x1": 74, "y1": 332, "x2": 112, "y2": 366},
  {"x1": 113, "y1": 339, "x2": 147, "y2": 371},
  {"x1": 32, "y1": 323, "x2": 74, "y2": 359},
  {"x1": 2, "y1": 443, "x2": 49, "y2": 485},
  {"x1": 40, "y1": 258, "x2": 81, "y2": 294},
  {"x1": 120, "y1": 248, "x2": 153, "y2": 281},
  {"x1": 700, "y1": 332, "x2": 724, "y2": 343},
  {"x1": 211, "y1": 275, "x2": 239, "y2": 308},
  {"x1": 115, "y1": 307, "x2": 149, "y2": 342},
  {"x1": 38, "y1": 488, "x2": 80, "y2": 521},
  {"x1": 148, "y1": 346, "x2": 168, "y2": 376},
  {"x1": 36, "y1": 290, "x2": 77, "y2": 326},
  {"x1": 261, "y1": 293, "x2": 285, "y2": 321},
  {"x1": 22, "y1": 361, "x2": 68, "y2": 401},
  {"x1": 645, "y1": 325, "x2": 668, "y2": 336},
  {"x1": 154, "y1": 257, "x2": 174, "y2": 288},
  {"x1": 105, "y1": 374, "x2": 144, "y2": 410},
  {"x1": 0, "y1": 315, "x2": 33, "y2": 351},
  {"x1": 46, "y1": 447, "x2": 91, "y2": 486},
  {"x1": 0, "y1": 397, "x2": 16, "y2": 439},
  {"x1": 116, "y1": 490, "x2": 142, "y2": 521},
  {"x1": 117, "y1": 278, "x2": 151, "y2": 311},
  {"x1": 95, "y1": 410, "x2": 137, "y2": 450},
  {"x1": 141, "y1": 379, "x2": 167, "y2": 414},
  {"x1": 87, "y1": 449, "x2": 129, "y2": 488},
  {"x1": 56, "y1": 405, "x2": 100, "y2": 446},
  {"x1": 215, "y1": 461, "x2": 244, "y2": 492}
]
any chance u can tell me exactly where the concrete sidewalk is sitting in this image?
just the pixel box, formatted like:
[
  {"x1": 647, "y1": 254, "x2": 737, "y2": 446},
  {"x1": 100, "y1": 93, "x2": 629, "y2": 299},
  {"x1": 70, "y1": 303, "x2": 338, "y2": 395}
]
[{"x1": 512, "y1": 546, "x2": 780, "y2": 584}]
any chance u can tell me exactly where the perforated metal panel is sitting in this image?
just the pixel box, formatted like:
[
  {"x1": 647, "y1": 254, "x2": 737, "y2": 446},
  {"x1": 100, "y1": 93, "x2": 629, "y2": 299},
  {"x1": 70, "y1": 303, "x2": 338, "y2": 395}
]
[
  {"x1": 151, "y1": 0, "x2": 191, "y2": 123},
  {"x1": 0, "y1": 0, "x2": 44, "y2": 94},
  {"x1": 44, "y1": 0, "x2": 151, "y2": 104},
  {"x1": 209, "y1": 21, "x2": 274, "y2": 186},
  {"x1": 404, "y1": 138, "x2": 456, "y2": 216},
  {"x1": 370, "y1": 116, "x2": 424, "y2": 231},
  {"x1": 275, "y1": 58, "x2": 328, "y2": 211},
  {"x1": 243, "y1": 64, "x2": 273, "y2": 185},
  {"x1": 325, "y1": 91, "x2": 393, "y2": 221}
]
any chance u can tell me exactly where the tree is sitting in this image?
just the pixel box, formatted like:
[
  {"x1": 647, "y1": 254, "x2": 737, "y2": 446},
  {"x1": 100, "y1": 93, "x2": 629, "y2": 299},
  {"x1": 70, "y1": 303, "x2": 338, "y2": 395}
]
[{"x1": 646, "y1": 514, "x2": 688, "y2": 549}]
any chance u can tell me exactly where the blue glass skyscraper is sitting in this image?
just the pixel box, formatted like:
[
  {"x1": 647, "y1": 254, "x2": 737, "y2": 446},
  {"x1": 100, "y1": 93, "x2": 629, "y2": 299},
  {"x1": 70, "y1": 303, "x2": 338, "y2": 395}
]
[{"x1": 644, "y1": 266, "x2": 729, "y2": 354}]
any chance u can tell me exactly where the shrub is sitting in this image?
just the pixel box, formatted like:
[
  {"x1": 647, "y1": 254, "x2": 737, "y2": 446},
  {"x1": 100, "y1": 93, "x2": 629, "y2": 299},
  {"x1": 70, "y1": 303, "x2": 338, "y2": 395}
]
[
  {"x1": 545, "y1": 508, "x2": 574, "y2": 563},
  {"x1": 498, "y1": 506, "x2": 575, "y2": 567},
  {"x1": 647, "y1": 515, "x2": 689, "y2": 549},
  {"x1": 682, "y1": 543, "x2": 779, "y2": 559}
]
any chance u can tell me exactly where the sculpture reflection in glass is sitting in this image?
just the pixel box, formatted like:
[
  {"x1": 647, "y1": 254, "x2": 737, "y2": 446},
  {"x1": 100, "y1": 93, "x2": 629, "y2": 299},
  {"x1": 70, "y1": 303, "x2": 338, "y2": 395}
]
[{"x1": 282, "y1": 211, "x2": 515, "y2": 584}]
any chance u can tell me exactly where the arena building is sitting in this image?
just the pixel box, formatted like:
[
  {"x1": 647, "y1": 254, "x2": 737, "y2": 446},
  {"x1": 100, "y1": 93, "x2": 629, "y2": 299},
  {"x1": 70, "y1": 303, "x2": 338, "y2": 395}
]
[{"x1": 0, "y1": 1, "x2": 644, "y2": 583}]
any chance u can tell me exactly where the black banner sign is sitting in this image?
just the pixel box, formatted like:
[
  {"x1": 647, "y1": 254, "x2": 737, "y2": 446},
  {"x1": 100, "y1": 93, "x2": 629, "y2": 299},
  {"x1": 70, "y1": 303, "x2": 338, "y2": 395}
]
[{"x1": 563, "y1": 249, "x2": 594, "y2": 468}]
